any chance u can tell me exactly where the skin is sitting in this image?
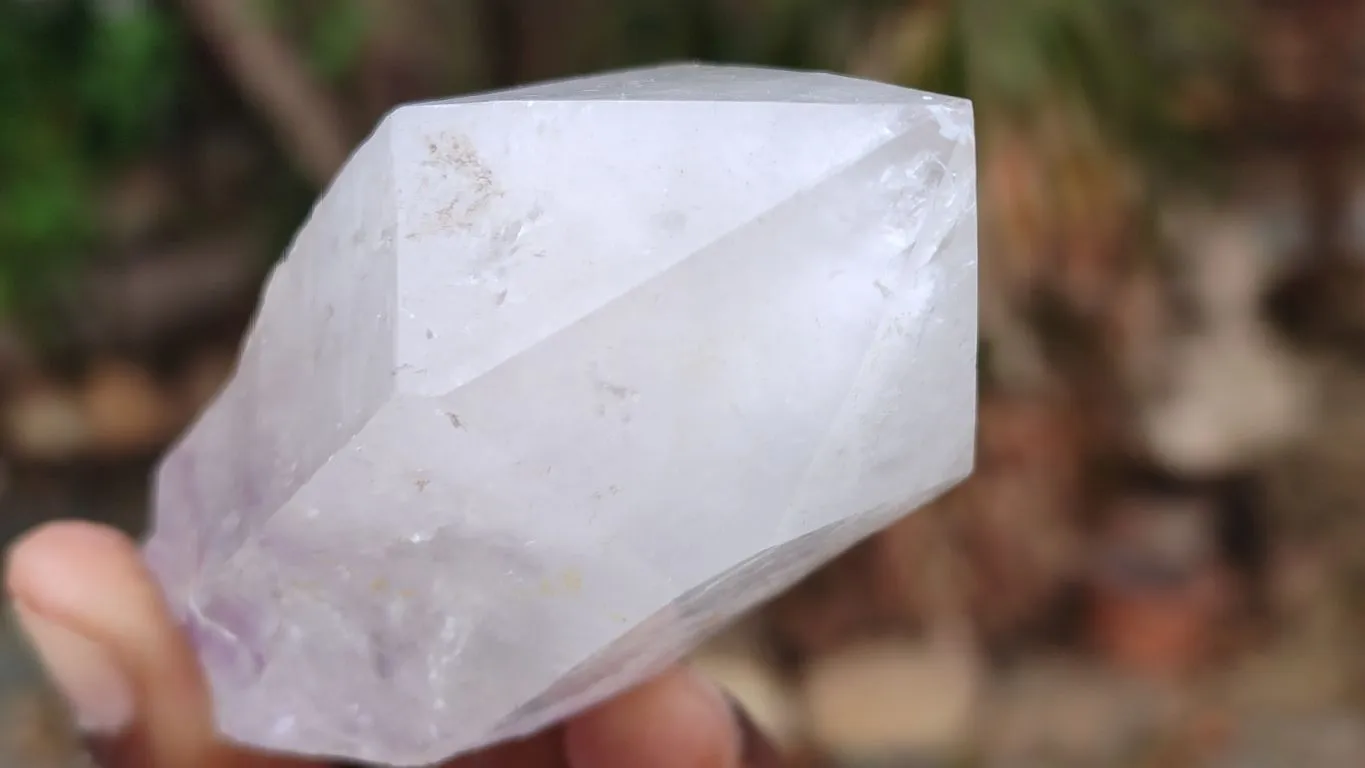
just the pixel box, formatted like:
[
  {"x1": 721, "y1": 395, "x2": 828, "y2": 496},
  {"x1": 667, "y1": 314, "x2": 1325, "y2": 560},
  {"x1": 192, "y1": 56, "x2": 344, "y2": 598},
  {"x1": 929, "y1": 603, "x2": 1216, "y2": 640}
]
[{"x1": 4, "y1": 521, "x2": 748, "y2": 768}]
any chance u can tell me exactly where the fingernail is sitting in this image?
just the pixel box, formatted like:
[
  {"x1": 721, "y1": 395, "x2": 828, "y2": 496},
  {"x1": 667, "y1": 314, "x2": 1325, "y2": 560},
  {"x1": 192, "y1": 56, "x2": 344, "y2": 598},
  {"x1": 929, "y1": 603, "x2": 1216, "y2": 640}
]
[
  {"x1": 13, "y1": 602, "x2": 134, "y2": 735},
  {"x1": 724, "y1": 694, "x2": 788, "y2": 768}
]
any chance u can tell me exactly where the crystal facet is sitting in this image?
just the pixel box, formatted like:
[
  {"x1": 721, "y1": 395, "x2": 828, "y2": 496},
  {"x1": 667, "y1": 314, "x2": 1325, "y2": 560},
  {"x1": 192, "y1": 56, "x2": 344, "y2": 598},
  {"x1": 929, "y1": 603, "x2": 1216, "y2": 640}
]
[{"x1": 142, "y1": 63, "x2": 979, "y2": 766}]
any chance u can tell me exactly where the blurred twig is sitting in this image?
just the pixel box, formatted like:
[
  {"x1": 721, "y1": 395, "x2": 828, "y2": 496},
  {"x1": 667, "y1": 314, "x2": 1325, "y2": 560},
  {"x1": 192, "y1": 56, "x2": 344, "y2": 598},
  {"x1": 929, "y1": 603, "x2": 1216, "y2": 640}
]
[{"x1": 176, "y1": 0, "x2": 353, "y2": 185}]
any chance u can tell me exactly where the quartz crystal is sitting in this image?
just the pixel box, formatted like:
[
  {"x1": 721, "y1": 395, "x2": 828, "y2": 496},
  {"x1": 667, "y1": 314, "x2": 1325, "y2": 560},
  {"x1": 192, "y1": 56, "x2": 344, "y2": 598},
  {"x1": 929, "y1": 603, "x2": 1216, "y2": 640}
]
[{"x1": 142, "y1": 63, "x2": 979, "y2": 766}]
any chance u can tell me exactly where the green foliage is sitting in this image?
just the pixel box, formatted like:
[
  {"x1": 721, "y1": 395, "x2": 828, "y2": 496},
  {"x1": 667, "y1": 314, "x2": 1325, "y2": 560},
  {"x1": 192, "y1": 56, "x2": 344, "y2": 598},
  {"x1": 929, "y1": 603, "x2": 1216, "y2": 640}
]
[
  {"x1": 596, "y1": 0, "x2": 1233, "y2": 181},
  {"x1": 0, "y1": 0, "x2": 181, "y2": 315},
  {"x1": 0, "y1": 0, "x2": 1238, "y2": 326},
  {"x1": 254, "y1": 0, "x2": 369, "y2": 83},
  {"x1": 606, "y1": 0, "x2": 886, "y2": 72},
  {"x1": 81, "y1": 5, "x2": 182, "y2": 153},
  {"x1": 917, "y1": 0, "x2": 1237, "y2": 176},
  {"x1": 304, "y1": 0, "x2": 367, "y2": 82}
]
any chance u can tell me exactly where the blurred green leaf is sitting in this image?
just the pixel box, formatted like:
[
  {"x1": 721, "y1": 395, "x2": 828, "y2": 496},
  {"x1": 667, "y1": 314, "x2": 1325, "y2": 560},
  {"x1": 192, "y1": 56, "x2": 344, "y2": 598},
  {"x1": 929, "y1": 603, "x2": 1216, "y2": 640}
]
[
  {"x1": 907, "y1": 0, "x2": 1237, "y2": 178},
  {"x1": 0, "y1": 0, "x2": 183, "y2": 320},
  {"x1": 305, "y1": 0, "x2": 367, "y2": 82},
  {"x1": 79, "y1": 5, "x2": 181, "y2": 154}
]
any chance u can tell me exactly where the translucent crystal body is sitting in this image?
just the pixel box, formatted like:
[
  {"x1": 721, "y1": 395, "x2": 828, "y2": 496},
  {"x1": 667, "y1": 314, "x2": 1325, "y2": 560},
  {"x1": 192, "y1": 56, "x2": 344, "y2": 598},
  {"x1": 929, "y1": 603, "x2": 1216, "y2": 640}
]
[{"x1": 142, "y1": 64, "x2": 979, "y2": 766}]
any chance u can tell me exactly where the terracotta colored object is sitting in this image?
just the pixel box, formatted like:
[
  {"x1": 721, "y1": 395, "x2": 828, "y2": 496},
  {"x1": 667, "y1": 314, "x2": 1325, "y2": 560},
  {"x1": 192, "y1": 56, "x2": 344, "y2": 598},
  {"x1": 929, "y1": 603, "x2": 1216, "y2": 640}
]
[
  {"x1": 1089, "y1": 567, "x2": 1232, "y2": 678},
  {"x1": 1086, "y1": 500, "x2": 1237, "y2": 678}
]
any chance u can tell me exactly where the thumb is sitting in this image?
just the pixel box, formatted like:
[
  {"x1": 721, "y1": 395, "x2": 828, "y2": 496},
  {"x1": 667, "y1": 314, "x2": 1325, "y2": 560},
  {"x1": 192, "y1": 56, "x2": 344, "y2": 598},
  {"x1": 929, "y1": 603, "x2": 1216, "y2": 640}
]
[
  {"x1": 5, "y1": 521, "x2": 218, "y2": 765},
  {"x1": 8, "y1": 600, "x2": 134, "y2": 737}
]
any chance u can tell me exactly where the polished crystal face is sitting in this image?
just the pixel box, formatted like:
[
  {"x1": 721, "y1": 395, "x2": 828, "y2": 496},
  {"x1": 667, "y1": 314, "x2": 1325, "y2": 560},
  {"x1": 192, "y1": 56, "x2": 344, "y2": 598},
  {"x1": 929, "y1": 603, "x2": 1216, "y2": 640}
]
[{"x1": 142, "y1": 64, "x2": 979, "y2": 766}]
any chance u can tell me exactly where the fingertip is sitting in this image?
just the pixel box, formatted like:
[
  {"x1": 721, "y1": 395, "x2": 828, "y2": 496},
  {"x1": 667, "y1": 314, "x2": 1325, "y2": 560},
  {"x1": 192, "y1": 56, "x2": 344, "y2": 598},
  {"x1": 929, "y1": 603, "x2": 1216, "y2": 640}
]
[
  {"x1": 3, "y1": 520, "x2": 177, "y2": 676},
  {"x1": 4, "y1": 519, "x2": 218, "y2": 765},
  {"x1": 5, "y1": 520, "x2": 141, "y2": 602},
  {"x1": 565, "y1": 666, "x2": 740, "y2": 768}
]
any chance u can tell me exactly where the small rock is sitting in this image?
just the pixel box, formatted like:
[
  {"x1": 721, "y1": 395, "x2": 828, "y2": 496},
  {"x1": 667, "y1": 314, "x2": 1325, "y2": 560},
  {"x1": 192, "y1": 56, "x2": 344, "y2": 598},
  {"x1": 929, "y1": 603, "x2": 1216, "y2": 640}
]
[
  {"x1": 1143, "y1": 212, "x2": 1313, "y2": 474},
  {"x1": 801, "y1": 638, "x2": 980, "y2": 763},
  {"x1": 81, "y1": 360, "x2": 175, "y2": 454},
  {"x1": 1142, "y1": 324, "x2": 1312, "y2": 475},
  {"x1": 2, "y1": 386, "x2": 91, "y2": 462}
]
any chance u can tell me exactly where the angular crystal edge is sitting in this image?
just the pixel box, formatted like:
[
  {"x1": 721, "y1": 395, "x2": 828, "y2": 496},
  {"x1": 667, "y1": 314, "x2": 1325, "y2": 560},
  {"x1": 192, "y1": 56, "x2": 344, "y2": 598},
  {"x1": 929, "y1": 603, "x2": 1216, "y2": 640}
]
[
  {"x1": 383, "y1": 95, "x2": 929, "y2": 398},
  {"x1": 485, "y1": 478, "x2": 965, "y2": 744},
  {"x1": 777, "y1": 107, "x2": 978, "y2": 543},
  {"x1": 190, "y1": 395, "x2": 676, "y2": 765},
  {"x1": 145, "y1": 114, "x2": 403, "y2": 746}
]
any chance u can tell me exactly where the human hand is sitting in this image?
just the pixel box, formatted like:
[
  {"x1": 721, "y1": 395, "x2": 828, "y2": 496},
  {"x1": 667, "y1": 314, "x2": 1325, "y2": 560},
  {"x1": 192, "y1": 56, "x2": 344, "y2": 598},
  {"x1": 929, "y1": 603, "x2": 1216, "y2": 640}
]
[{"x1": 4, "y1": 521, "x2": 782, "y2": 767}]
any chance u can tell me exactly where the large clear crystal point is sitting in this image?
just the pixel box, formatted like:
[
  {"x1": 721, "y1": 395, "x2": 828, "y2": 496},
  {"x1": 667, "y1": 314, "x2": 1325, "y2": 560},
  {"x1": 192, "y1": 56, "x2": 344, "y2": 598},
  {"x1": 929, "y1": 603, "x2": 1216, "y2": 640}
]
[{"x1": 142, "y1": 63, "x2": 979, "y2": 766}]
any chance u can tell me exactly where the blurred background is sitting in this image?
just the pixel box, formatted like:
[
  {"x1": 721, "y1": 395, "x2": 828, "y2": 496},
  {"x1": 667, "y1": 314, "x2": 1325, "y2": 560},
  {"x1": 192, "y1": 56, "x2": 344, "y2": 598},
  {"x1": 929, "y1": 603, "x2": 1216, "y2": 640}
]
[{"x1": 2, "y1": 0, "x2": 1364, "y2": 765}]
